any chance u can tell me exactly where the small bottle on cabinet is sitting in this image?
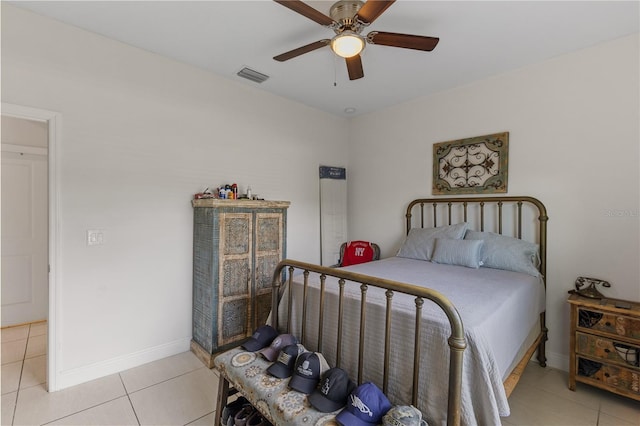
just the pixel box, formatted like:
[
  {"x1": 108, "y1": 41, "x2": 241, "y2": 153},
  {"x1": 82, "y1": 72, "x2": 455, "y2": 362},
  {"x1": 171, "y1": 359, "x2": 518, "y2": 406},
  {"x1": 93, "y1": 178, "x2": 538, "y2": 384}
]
[{"x1": 246, "y1": 185, "x2": 252, "y2": 199}]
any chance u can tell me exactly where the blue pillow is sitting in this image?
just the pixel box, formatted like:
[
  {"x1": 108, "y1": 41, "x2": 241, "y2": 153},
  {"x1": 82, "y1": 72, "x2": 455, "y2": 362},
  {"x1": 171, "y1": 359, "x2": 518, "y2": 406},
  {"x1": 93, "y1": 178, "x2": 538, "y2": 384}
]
[
  {"x1": 397, "y1": 223, "x2": 468, "y2": 261},
  {"x1": 464, "y1": 230, "x2": 541, "y2": 277},
  {"x1": 431, "y1": 238, "x2": 484, "y2": 269}
]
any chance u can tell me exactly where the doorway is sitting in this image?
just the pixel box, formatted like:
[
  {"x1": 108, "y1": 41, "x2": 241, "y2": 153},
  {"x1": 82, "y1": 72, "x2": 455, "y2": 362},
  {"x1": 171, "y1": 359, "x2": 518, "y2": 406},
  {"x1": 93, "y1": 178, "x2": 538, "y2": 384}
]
[
  {"x1": 1, "y1": 103, "x2": 60, "y2": 391},
  {"x1": 2, "y1": 116, "x2": 49, "y2": 326}
]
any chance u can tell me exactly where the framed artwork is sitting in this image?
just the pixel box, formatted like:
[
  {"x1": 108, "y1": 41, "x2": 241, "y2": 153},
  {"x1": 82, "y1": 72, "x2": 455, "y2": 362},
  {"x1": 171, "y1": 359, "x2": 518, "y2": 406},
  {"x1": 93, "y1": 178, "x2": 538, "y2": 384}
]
[{"x1": 433, "y1": 132, "x2": 508, "y2": 195}]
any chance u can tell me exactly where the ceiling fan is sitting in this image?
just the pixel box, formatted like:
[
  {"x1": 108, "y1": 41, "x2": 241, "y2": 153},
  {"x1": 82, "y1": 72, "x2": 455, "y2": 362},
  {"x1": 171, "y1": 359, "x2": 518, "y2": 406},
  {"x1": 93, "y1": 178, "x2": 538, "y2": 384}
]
[{"x1": 273, "y1": 0, "x2": 439, "y2": 81}]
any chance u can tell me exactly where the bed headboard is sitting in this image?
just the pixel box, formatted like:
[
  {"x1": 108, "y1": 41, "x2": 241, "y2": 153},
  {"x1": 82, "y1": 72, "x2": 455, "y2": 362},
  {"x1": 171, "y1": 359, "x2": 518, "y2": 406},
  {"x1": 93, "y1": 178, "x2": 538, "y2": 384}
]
[{"x1": 405, "y1": 196, "x2": 548, "y2": 284}]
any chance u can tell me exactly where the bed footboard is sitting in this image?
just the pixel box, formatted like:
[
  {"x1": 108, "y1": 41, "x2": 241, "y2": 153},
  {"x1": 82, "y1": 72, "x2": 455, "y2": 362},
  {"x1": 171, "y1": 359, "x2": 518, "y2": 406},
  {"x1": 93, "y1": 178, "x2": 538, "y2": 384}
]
[
  {"x1": 214, "y1": 260, "x2": 466, "y2": 426},
  {"x1": 273, "y1": 259, "x2": 466, "y2": 425}
]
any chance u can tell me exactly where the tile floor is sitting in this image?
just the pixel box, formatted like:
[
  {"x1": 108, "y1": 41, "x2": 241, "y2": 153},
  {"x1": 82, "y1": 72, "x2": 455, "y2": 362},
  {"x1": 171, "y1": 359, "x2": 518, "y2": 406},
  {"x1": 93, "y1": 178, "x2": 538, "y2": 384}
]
[{"x1": 1, "y1": 322, "x2": 638, "y2": 425}]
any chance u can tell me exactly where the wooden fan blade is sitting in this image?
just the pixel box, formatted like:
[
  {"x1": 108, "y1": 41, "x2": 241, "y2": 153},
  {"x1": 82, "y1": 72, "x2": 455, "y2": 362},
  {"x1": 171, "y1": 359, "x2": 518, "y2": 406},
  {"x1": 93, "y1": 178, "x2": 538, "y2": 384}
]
[
  {"x1": 368, "y1": 31, "x2": 439, "y2": 51},
  {"x1": 356, "y1": 0, "x2": 395, "y2": 25},
  {"x1": 274, "y1": 40, "x2": 330, "y2": 61},
  {"x1": 346, "y1": 55, "x2": 364, "y2": 80},
  {"x1": 273, "y1": 0, "x2": 335, "y2": 26}
]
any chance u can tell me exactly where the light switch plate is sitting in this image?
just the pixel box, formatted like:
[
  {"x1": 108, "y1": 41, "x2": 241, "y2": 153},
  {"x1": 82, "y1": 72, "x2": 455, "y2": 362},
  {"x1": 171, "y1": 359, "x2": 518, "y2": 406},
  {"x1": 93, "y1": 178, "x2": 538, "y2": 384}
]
[{"x1": 87, "y1": 230, "x2": 104, "y2": 246}]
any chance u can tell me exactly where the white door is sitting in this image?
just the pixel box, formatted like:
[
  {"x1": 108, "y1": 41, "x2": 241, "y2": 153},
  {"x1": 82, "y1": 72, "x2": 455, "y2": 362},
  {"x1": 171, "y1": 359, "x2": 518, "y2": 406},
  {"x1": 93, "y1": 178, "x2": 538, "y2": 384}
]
[{"x1": 1, "y1": 148, "x2": 49, "y2": 326}]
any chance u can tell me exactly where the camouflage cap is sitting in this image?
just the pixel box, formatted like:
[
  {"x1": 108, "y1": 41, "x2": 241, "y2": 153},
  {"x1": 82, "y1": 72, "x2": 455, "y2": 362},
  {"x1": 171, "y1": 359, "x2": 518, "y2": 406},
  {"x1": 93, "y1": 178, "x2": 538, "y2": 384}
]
[{"x1": 382, "y1": 405, "x2": 427, "y2": 426}]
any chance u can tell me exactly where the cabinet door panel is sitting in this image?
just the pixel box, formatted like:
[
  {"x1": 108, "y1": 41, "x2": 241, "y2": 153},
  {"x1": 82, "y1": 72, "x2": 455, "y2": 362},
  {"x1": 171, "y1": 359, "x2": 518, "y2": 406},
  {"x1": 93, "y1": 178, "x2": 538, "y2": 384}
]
[
  {"x1": 256, "y1": 254, "x2": 280, "y2": 291},
  {"x1": 222, "y1": 258, "x2": 250, "y2": 297},
  {"x1": 221, "y1": 299, "x2": 250, "y2": 343},
  {"x1": 256, "y1": 214, "x2": 282, "y2": 253},
  {"x1": 224, "y1": 216, "x2": 251, "y2": 255}
]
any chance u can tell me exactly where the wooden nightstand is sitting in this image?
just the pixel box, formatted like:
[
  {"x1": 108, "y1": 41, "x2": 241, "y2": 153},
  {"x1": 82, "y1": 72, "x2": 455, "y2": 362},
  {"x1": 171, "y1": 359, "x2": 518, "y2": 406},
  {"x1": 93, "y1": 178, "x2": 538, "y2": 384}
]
[{"x1": 568, "y1": 293, "x2": 640, "y2": 401}]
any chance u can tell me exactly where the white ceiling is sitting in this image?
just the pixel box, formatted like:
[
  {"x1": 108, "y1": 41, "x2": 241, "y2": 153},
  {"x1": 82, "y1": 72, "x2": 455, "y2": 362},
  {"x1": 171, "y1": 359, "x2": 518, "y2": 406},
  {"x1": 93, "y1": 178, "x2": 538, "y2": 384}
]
[{"x1": 9, "y1": 1, "x2": 639, "y2": 117}]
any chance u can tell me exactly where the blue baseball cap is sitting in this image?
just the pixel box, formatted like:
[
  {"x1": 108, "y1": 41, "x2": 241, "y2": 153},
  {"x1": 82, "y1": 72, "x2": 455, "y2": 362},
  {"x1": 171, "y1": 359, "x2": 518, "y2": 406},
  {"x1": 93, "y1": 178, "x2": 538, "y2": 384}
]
[{"x1": 336, "y1": 382, "x2": 392, "y2": 426}]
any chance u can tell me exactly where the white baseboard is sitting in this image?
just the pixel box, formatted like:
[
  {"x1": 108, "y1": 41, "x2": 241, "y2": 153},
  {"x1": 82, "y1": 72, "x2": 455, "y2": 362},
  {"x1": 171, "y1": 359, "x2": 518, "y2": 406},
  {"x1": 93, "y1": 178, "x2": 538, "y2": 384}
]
[{"x1": 54, "y1": 337, "x2": 191, "y2": 391}]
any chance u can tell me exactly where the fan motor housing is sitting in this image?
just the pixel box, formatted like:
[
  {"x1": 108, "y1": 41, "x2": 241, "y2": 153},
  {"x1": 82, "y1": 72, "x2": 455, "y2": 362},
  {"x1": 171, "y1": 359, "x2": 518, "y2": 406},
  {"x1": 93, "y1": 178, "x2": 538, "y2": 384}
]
[{"x1": 330, "y1": 0, "x2": 364, "y2": 30}]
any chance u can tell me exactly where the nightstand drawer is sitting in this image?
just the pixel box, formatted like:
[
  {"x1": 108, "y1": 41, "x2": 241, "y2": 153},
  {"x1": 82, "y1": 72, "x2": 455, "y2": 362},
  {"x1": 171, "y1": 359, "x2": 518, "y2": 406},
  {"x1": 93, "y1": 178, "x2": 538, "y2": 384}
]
[
  {"x1": 576, "y1": 332, "x2": 640, "y2": 369},
  {"x1": 577, "y1": 308, "x2": 640, "y2": 339},
  {"x1": 577, "y1": 357, "x2": 640, "y2": 396}
]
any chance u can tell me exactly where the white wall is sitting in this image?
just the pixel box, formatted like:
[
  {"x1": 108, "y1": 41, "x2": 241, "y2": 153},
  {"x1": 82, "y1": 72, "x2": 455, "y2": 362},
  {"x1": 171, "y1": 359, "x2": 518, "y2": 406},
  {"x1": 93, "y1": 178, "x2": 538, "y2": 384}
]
[
  {"x1": 1, "y1": 4, "x2": 348, "y2": 389},
  {"x1": 348, "y1": 33, "x2": 640, "y2": 370}
]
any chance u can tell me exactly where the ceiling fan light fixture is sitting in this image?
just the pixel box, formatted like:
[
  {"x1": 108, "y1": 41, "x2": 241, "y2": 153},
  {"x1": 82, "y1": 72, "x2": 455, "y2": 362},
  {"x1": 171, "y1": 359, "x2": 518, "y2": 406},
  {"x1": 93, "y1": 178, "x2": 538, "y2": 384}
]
[{"x1": 331, "y1": 31, "x2": 365, "y2": 58}]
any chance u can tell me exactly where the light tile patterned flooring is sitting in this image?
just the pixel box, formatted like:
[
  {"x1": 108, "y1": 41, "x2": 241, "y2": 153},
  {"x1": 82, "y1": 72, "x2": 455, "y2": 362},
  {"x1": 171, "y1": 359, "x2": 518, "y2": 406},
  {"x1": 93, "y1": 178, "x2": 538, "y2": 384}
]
[{"x1": 1, "y1": 322, "x2": 638, "y2": 425}]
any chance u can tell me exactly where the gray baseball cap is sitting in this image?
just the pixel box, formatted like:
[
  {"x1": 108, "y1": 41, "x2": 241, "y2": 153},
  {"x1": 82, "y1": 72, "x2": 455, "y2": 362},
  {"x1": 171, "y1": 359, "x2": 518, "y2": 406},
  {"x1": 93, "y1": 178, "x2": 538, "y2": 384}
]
[{"x1": 259, "y1": 333, "x2": 298, "y2": 361}]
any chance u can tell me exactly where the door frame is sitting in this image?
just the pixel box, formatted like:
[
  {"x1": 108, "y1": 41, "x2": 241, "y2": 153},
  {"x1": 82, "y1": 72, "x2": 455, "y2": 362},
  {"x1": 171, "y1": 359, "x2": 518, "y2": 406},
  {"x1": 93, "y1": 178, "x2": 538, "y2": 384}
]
[{"x1": 2, "y1": 102, "x2": 61, "y2": 391}]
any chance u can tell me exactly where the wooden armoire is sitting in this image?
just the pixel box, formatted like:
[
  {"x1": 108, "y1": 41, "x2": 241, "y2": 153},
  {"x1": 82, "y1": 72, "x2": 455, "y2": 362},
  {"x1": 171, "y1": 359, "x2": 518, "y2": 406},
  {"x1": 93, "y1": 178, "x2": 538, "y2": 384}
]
[{"x1": 191, "y1": 199, "x2": 289, "y2": 367}]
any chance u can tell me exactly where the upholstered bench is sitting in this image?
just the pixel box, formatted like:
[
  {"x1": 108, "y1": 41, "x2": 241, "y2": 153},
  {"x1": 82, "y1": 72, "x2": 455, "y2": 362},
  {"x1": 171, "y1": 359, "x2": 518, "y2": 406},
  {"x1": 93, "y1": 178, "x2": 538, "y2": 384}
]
[{"x1": 214, "y1": 348, "x2": 339, "y2": 426}]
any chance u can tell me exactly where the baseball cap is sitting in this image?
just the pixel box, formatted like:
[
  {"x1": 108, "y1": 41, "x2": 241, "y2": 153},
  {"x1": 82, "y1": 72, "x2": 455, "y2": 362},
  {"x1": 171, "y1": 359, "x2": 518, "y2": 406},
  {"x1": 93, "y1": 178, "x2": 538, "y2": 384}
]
[
  {"x1": 259, "y1": 333, "x2": 298, "y2": 361},
  {"x1": 309, "y1": 367, "x2": 356, "y2": 413},
  {"x1": 267, "y1": 343, "x2": 307, "y2": 378},
  {"x1": 241, "y1": 325, "x2": 278, "y2": 352},
  {"x1": 288, "y1": 352, "x2": 330, "y2": 394},
  {"x1": 382, "y1": 405, "x2": 427, "y2": 426},
  {"x1": 336, "y1": 382, "x2": 392, "y2": 426}
]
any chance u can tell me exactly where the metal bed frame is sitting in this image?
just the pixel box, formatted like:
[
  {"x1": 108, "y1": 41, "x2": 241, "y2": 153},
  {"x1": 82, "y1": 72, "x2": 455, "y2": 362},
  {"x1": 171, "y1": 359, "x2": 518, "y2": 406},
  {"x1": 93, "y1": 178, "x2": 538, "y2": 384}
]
[
  {"x1": 406, "y1": 196, "x2": 549, "y2": 395},
  {"x1": 272, "y1": 259, "x2": 467, "y2": 425},
  {"x1": 214, "y1": 196, "x2": 548, "y2": 426}
]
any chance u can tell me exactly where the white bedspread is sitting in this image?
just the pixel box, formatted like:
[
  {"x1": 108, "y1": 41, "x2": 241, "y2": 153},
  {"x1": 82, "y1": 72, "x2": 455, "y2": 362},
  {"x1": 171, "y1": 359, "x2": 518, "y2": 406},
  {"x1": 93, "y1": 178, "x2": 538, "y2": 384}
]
[{"x1": 276, "y1": 257, "x2": 545, "y2": 426}]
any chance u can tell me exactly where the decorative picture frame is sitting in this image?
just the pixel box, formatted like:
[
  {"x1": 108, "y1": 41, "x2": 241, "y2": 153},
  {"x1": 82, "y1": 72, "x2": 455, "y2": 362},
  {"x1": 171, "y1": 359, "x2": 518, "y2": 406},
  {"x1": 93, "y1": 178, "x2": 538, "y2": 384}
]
[{"x1": 432, "y1": 132, "x2": 509, "y2": 195}]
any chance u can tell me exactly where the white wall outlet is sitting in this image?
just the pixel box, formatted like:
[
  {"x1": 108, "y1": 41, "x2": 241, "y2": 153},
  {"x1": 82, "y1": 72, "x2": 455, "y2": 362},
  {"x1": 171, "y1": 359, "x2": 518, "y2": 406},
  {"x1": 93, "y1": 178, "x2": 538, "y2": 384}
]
[{"x1": 87, "y1": 230, "x2": 105, "y2": 246}]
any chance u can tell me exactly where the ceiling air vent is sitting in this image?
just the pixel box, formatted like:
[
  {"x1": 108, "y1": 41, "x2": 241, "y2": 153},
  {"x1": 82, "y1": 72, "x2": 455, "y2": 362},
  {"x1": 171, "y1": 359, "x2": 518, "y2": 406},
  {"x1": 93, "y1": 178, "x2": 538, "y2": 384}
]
[{"x1": 237, "y1": 67, "x2": 269, "y2": 84}]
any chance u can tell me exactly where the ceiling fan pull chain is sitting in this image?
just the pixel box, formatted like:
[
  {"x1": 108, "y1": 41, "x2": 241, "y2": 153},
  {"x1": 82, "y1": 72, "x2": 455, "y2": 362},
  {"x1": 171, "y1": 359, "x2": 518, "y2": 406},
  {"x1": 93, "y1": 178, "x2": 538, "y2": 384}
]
[{"x1": 333, "y1": 54, "x2": 338, "y2": 87}]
